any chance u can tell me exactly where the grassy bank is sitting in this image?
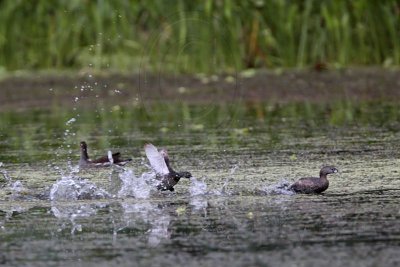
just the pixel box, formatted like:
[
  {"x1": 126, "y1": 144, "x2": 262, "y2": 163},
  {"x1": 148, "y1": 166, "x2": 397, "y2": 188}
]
[{"x1": 0, "y1": 0, "x2": 399, "y2": 73}]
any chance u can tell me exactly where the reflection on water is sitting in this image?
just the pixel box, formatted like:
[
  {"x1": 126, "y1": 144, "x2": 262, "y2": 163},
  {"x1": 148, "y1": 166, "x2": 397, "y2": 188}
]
[
  {"x1": 51, "y1": 202, "x2": 101, "y2": 234},
  {"x1": 0, "y1": 101, "x2": 399, "y2": 266}
]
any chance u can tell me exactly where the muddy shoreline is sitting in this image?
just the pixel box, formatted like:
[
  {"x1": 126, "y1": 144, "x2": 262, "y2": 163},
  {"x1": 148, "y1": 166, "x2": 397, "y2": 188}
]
[{"x1": 0, "y1": 68, "x2": 399, "y2": 111}]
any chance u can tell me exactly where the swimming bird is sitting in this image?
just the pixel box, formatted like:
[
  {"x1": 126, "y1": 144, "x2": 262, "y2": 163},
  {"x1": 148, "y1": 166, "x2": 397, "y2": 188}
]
[
  {"x1": 79, "y1": 141, "x2": 132, "y2": 167},
  {"x1": 144, "y1": 143, "x2": 192, "y2": 192},
  {"x1": 289, "y1": 166, "x2": 338, "y2": 194}
]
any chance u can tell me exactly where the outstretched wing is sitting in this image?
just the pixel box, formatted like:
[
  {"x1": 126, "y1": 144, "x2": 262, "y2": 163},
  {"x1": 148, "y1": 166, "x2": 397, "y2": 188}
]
[{"x1": 144, "y1": 143, "x2": 169, "y2": 175}]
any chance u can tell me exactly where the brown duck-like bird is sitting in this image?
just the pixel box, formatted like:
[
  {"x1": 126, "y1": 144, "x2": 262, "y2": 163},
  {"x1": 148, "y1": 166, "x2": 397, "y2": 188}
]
[
  {"x1": 144, "y1": 143, "x2": 192, "y2": 192},
  {"x1": 79, "y1": 141, "x2": 132, "y2": 167},
  {"x1": 289, "y1": 166, "x2": 338, "y2": 194}
]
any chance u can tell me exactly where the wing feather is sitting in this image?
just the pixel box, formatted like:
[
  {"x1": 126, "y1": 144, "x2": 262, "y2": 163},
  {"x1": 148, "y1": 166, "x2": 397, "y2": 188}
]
[{"x1": 144, "y1": 143, "x2": 169, "y2": 175}]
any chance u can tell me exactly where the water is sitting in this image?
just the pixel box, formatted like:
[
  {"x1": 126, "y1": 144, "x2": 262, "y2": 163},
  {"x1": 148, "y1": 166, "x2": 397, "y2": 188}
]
[{"x1": 0, "y1": 101, "x2": 400, "y2": 266}]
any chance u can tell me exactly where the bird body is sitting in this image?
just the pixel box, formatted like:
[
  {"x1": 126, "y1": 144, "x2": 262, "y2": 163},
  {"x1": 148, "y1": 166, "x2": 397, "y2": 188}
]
[
  {"x1": 289, "y1": 166, "x2": 338, "y2": 194},
  {"x1": 144, "y1": 143, "x2": 191, "y2": 191},
  {"x1": 79, "y1": 141, "x2": 132, "y2": 167}
]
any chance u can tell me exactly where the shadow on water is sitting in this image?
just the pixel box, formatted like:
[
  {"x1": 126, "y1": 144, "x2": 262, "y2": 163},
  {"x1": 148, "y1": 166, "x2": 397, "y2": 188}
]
[{"x1": 0, "y1": 100, "x2": 400, "y2": 266}]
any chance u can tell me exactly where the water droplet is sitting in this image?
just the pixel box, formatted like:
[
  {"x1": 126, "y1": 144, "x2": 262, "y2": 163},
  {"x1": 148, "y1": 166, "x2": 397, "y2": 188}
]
[{"x1": 65, "y1": 118, "x2": 76, "y2": 125}]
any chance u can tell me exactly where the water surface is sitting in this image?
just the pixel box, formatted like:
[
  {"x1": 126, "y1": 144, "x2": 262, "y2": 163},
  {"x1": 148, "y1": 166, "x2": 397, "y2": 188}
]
[{"x1": 0, "y1": 101, "x2": 399, "y2": 266}]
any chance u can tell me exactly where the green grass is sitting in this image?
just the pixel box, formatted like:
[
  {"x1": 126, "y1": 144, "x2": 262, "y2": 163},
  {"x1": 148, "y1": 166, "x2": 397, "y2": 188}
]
[{"x1": 0, "y1": 0, "x2": 399, "y2": 73}]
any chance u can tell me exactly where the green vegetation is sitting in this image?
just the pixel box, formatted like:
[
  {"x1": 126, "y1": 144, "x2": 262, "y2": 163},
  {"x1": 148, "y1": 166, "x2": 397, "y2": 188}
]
[{"x1": 0, "y1": 0, "x2": 399, "y2": 73}]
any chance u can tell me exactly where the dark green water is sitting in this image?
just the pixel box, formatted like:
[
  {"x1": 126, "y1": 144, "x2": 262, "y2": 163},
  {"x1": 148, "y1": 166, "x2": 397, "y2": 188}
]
[{"x1": 0, "y1": 102, "x2": 400, "y2": 266}]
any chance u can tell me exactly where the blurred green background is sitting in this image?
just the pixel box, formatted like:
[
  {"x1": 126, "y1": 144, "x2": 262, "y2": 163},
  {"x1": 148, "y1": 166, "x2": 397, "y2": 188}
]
[{"x1": 0, "y1": 0, "x2": 399, "y2": 73}]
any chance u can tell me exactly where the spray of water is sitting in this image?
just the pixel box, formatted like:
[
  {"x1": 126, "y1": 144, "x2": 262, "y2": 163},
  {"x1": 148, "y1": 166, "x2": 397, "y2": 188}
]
[
  {"x1": 259, "y1": 179, "x2": 294, "y2": 195},
  {"x1": 118, "y1": 169, "x2": 154, "y2": 199},
  {"x1": 0, "y1": 162, "x2": 11, "y2": 183},
  {"x1": 189, "y1": 176, "x2": 207, "y2": 196},
  {"x1": 50, "y1": 175, "x2": 111, "y2": 201},
  {"x1": 189, "y1": 177, "x2": 208, "y2": 212}
]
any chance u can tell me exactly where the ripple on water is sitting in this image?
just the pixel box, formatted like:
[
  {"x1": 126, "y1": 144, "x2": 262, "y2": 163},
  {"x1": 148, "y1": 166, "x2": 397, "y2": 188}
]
[{"x1": 1, "y1": 103, "x2": 400, "y2": 266}]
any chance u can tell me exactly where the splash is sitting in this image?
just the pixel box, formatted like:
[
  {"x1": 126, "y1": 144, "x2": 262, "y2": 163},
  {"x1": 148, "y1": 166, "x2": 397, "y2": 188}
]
[
  {"x1": 0, "y1": 166, "x2": 33, "y2": 200},
  {"x1": 210, "y1": 164, "x2": 238, "y2": 196},
  {"x1": 258, "y1": 179, "x2": 294, "y2": 195},
  {"x1": 65, "y1": 117, "x2": 76, "y2": 125},
  {"x1": 7, "y1": 181, "x2": 30, "y2": 200},
  {"x1": 0, "y1": 162, "x2": 11, "y2": 182},
  {"x1": 107, "y1": 151, "x2": 114, "y2": 164},
  {"x1": 117, "y1": 169, "x2": 154, "y2": 199},
  {"x1": 230, "y1": 164, "x2": 239, "y2": 175},
  {"x1": 189, "y1": 177, "x2": 208, "y2": 212},
  {"x1": 50, "y1": 176, "x2": 110, "y2": 201},
  {"x1": 10, "y1": 181, "x2": 25, "y2": 193},
  {"x1": 189, "y1": 177, "x2": 208, "y2": 196}
]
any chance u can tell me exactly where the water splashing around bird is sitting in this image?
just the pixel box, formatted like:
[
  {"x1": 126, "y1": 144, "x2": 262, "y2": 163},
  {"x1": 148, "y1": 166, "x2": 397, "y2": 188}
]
[
  {"x1": 189, "y1": 176, "x2": 208, "y2": 212},
  {"x1": 258, "y1": 179, "x2": 294, "y2": 195},
  {"x1": 0, "y1": 162, "x2": 11, "y2": 183},
  {"x1": 50, "y1": 175, "x2": 111, "y2": 201},
  {"x1": 118, "y1": 169, "x2": 154, "y2": 199},
  {"x1": 189, "y1": 176, "x2": 207, "y2": 196}
]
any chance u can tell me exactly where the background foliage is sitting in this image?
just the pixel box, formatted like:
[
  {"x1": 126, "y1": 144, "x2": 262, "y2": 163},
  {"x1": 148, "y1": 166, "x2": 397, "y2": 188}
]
[{"x1": 0, "y1": 0, "x2": 399, "y2": 73}]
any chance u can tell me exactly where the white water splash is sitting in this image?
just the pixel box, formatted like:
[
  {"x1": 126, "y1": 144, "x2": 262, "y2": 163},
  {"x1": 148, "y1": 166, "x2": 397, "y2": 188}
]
[
  {"x1": 107, "y1": 150, "x2": 114, "y2": 164},
  {"x1": 65, "y1": 118, "x2": 76, "y2": 125},
  {"x1": 68, "y1": 162, "x2": 80, "y2": 174},
  {"x1": 230, "y1": 164, "x2": 239, "y2": 174},
  {"x1": 50, "y1": 176, "x2": 110, "y2": 201},
  {"x1": 10, "y1": 181, "x2": 25, "y2": 193},
  {"x1": 6, "y1": 181, "x2": 30, "y2": 200},
  {"x1": 189, "y1": 177, "x2": 207, "y2": 196},
  {"x1": 210, "y1": 164, "x2": 238, "y2": 196},
  {"x1": 0, "y1": 163, "x2": 11, "y2": 182},
  {"x1": 260, "y1": 179, "x2": 294, "y2": 195},
  {"x1": 189, "y1": 177, "x2": 208, "y2": 212},
  {"x1": 118, "y1": 169, "x2": 154, "y2": 199}
]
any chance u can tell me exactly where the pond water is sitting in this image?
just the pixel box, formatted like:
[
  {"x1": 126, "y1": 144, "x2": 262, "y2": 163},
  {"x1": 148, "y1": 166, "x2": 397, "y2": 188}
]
[{"x1": 0, "y1": 100, "x2": 400, "y2": 266}]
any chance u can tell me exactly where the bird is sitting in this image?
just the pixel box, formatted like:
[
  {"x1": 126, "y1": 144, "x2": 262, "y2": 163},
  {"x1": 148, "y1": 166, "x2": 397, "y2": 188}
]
[
  {"x1": 289, "y1": 166, "x2": 338, "y2": 194},
  {"x1": 79, "y1": 141, "x2": 132, "y2": 167},
  {"x1": 144, "y1": 143, "x2": 192, "y2": 192}
]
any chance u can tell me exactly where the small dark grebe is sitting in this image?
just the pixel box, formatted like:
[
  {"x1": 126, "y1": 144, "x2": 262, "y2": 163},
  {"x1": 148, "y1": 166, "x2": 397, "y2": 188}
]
[{"x1": 289, "y1": 166, "x2": 338, "y2": 194}]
